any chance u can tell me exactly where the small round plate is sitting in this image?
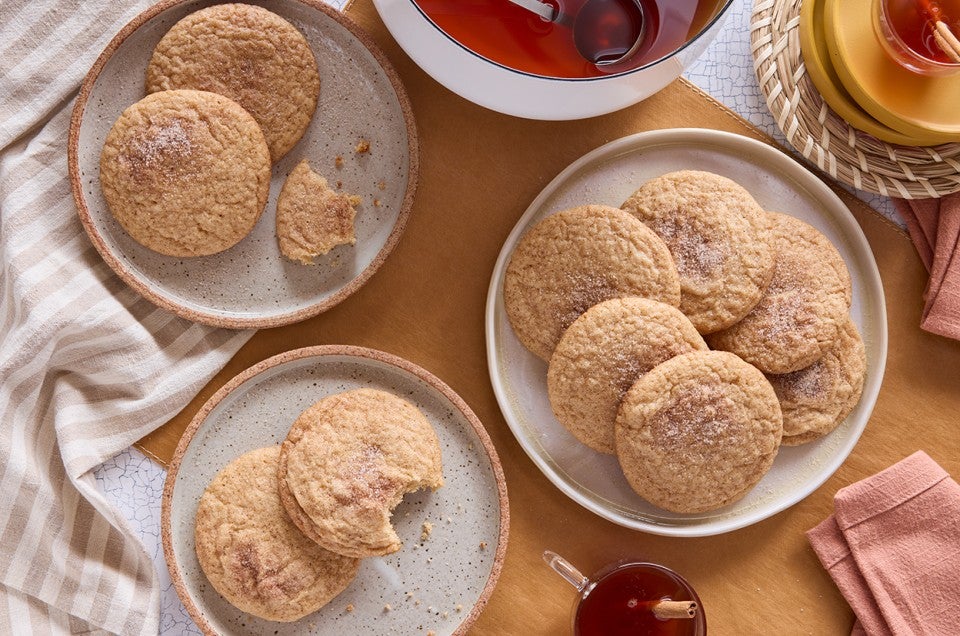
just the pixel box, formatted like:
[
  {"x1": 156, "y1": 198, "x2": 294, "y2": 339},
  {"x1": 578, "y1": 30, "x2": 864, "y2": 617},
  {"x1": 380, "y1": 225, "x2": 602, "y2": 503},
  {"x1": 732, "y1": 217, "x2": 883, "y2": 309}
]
[
  {"x1": 485, "y1": 128, "x2": 887, "y2": 537},
  {"x1": 798, "y1": 0, "x2": 945, "y2": 146},
  {"x1": 69, "y1": 0, "x2": 418, "y2": 328},
  {"x1": 825, "y1": 0, "x2": 960, "y2": 140},
  {"x1": 162, "y1": 345, "x2": 508, "y2": 635}
]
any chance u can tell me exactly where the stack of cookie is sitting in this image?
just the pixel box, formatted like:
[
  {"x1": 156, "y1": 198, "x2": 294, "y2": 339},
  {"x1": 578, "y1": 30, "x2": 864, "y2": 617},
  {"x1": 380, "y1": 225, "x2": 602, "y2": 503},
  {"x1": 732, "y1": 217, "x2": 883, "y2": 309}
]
[
  {"x1": 99, "y1": 3, "x2": 361, "y2": 264},
  {"x1": 194, "y1": 389, "x2": 443, "y2": 622},
  {"x1": 504, "y1": 170, "x2": 865, "y2": 514}
]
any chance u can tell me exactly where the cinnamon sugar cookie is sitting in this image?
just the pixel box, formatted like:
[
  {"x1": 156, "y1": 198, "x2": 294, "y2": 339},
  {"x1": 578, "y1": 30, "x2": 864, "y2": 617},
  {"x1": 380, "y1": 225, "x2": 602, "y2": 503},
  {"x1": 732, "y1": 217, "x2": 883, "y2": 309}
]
[
  {"x1": 615, "y1": 351, "x2": 783, "y2": 513},
  {"x1": 194, "y1": 446, "x2": 359, "y2": 622},
  {"x1": 620, "y1": 171, "x2": 775, "y2": 334},
  {"x1": 277, "y1": 160, "x2": 360, "y2": 264},
  {"x1": 504, "y1": 205, "x2": 681, "y2": 361},
  {"x1": 278, "y1": 389, "x2": 443, "y2": 558},
  {"x1": 99, "y1": 89, "x2": 270, "y2": 257},
  {"x1": 767, "y1": 316, "x2": 866, "y2": 446},
  {"x1": 146, "y1": 3, "x2": 320, "y2": 162},
  {"x1": 707, "y1": 212, "x2": 852, "y2": 374},
  {"x1": 547, "y1": 298, "x2": 707, "y2": 454}
]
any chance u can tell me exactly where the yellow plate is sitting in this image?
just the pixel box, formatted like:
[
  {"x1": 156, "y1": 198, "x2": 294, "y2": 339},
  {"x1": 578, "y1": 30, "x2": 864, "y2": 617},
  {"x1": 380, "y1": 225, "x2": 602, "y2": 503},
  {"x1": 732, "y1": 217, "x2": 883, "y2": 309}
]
[
  {"x1": 799, "y1": 0, "x2": 944, "y2": 145},
  {"x1": 825, "y1": 0, "x2": 960, "y2": 140}
]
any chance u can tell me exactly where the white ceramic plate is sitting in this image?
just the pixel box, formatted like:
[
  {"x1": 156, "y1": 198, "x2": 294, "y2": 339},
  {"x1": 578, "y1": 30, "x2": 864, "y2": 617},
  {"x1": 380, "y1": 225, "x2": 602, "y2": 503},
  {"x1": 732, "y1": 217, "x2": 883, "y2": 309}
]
[
  {"x1": 371, "y1": 0, "x2": 733, "y2": 120},
  {"x1": 485, "y1": 128, "x2": 887, "y2": 537},
  {"x1": 162, "y1": 346, "x2": 508, "y2": 635},
  {"x1": 69, "y1": 0, "x2": 417, "y2": 328}
]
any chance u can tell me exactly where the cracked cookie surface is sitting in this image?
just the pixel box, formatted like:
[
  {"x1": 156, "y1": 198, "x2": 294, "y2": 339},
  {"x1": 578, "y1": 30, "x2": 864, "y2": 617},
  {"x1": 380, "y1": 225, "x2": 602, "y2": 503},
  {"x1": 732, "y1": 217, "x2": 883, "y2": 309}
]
[
  {"x1": 621, "y1": 170, "x2": 775, "y2": 334},
  {"x1": 504, "y1": 205, "x2": 681, "y2": 361},
  {"x1": 146, "y1": 3, "x2": 320, "y2": 162},
  {"x1": 706, "y1": 212, "x2": 852, "y2": 374},
  {"x1": 194, "y1": 446, "x2": 359, "y2": 622},
  {"x1": 547, "y1": 297, "x2": 707, "y2": 454},
  {"x1": 99, "y1": 89, "x2": 270, "y2": 257},
  {"x1": 278, "y1": 389, "x2": 444, "y2": 558},
  {"x1": 615, "y1": 351, "x2": 783, "y2": 513}
]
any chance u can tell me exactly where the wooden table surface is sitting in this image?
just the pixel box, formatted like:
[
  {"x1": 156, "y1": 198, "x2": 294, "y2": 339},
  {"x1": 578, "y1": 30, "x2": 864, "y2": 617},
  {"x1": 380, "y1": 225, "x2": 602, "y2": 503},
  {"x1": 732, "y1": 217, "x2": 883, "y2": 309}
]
[{"x1": 140, "y1": 3, "x2": 960, "y2": 633}]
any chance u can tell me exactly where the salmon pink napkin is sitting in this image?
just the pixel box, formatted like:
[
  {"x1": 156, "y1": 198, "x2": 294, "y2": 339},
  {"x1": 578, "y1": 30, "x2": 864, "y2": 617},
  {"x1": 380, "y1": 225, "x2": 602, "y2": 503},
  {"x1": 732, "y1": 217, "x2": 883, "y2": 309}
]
[
  {"x1": 807, "y1": 451, "x2": 960, "y2": 635},
  {"x1": 893, "y1": 198, "x2": 960, "y2": 340}
]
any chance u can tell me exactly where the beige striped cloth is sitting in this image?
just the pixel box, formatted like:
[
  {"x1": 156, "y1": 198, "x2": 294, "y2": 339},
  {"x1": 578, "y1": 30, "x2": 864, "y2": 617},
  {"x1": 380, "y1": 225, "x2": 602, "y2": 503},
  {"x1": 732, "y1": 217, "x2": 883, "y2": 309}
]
[{"x1": 0, "y1": 1, "x2": 252, "y2": 632}]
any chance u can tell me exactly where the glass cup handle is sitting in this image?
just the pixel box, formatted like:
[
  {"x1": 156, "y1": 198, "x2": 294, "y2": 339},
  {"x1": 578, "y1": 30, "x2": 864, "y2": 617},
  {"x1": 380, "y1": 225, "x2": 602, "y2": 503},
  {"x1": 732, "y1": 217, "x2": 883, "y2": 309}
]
[{"x1": 542, "y1": 550, "x2": 590, "y2": 592}]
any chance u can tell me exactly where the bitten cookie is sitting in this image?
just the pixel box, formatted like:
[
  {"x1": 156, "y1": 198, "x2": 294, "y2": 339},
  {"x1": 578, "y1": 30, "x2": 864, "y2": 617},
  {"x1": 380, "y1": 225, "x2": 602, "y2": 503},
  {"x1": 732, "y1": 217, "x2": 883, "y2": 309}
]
[
  {"x1": 194, "y1": 446, "x2": 359, "y2": 622},
  {"x1": 146, "y1": 3, "x2": 320, "y2": 162},
  {"x1": 615, "y1": 351, "x2": 783, "y2": 513},
  {"x1": 99, "y1": 89, "x2": 270, "y2": 257},
  {"x1": 547, "y1": 297, "x2": 707, "y2": 454},
  {"x1": 706, "y1": 212, "x2": 852, "y2": 374},
  {"x1": 277, "y1": 159, "x2": 360, "y2": 264},
  {"x1": 278, "y1": 389, "x2": 444, "y2": 558},
  {"x1": 504, "y1": 205, "x2": 681, "y2": 361},
  {"x1": 620, "y1": 170, "x2": 775, "y2": 334},
  {"x1": 766, "y1": 316, "x2": 866, "y2": 445}
]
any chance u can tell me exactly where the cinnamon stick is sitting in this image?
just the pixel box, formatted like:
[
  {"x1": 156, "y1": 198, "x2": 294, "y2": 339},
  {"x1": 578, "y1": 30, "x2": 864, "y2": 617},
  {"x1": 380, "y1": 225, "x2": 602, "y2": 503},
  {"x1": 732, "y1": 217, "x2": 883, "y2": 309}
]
[{"x1": 652, "y1": 599, "x2": 698, "y2": 619}]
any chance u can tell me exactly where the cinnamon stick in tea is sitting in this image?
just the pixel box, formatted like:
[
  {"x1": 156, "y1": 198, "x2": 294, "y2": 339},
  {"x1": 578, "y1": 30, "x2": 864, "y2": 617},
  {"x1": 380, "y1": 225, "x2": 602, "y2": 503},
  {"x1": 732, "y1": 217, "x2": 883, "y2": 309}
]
[{"x1": 652, "y1": 599, "x2": 698, "y2": 619}]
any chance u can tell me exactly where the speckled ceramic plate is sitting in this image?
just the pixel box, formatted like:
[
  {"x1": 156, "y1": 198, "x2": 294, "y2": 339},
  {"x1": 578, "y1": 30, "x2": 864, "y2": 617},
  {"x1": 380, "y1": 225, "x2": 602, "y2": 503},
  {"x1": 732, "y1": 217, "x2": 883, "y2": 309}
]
[
  {"x1": 485, "y1": 128, "x2": 887, "y2": 537},
  {"x1": 69, "y1": 0, "x2": 418, "y2": 328},
  {"x1": 162, "y1": 346, "x2": 508, "y2": 635}
]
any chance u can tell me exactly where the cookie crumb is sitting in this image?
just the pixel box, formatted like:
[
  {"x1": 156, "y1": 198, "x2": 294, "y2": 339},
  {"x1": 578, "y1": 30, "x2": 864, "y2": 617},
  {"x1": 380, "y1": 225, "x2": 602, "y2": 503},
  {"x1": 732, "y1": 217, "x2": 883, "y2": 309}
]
[
  {"x1": 355, "y1": 139, "x2": 370, "y2": 154},
  {"x1": 415, "y1": 600, "x2": 422, "y2": 607},
  {"x1": 378, "y1": 180, "x2": 386, "y2": 190},
  {"x1": 442, "y1": 611, "x2": 449, "y2": 618},
  {"x1": 479, "y1": 541, "x2": 487, "y2": 550},
  {"x1": 420, "y1": 519, "x2": 431, "y2": 540},
  {"x1": 455, "y1": 604, "x2": 463, "y2": 612},
  {"x1": 427, "y1": 632, "x2": 436, "y2": 636},
  {"x1": 336, "y1": 180, "x2": 342, "y2": 189},
  {"x1": 345, "y1": 604, "x2": 354, "y2": 613},
  {"x1": 335, "y1": 155, "x2": 343, "y2": 168},
  {"x1": 383, "y1": 604, "x2": 392, "y2": 612},
  {"x1": 373, "y1": 198, "x2": 381, "y2": 207}
]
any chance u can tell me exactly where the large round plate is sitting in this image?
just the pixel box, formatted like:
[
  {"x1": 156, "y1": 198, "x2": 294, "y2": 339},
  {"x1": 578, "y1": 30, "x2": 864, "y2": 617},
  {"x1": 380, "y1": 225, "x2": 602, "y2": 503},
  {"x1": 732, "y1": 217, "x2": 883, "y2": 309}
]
[
  {"x1": 485, "y1": 128, "x2": 887, "y2": 537},
  {"x1": 162, "y1": 346, "x2": 508, "y2": 635},
  {"x1": 69, "y1": 0, "x2": 418, "y2": 328}
]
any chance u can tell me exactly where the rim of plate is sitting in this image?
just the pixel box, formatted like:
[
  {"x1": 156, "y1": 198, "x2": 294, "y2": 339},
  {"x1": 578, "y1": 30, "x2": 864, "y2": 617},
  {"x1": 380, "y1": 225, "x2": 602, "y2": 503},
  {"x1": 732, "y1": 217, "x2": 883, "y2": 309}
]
[
  {"x1": 484, "y1": 127, "x2": 888, "y2": 537},
  {"x1": 161, "y1": 344, "x2": 510, "y2": 635},
  {"x1": 371, "y1": 0, "x2": 734, "y2": 120},
  {"x1": 68, "y1": 0, "x2": 419, "y2": 329}
]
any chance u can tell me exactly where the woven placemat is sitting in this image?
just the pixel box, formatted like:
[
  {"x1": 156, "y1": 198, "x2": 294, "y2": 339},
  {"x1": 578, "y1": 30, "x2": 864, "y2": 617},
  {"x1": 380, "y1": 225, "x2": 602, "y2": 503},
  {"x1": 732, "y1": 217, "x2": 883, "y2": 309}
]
[{"x1": 751, "y1": 0, "x2": 960, "y2": 198}]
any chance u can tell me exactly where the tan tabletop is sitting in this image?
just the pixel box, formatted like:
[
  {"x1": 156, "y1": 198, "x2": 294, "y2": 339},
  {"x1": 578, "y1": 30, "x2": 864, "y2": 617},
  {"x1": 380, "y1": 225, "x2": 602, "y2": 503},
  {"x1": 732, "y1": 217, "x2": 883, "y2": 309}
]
[{"x1": 139, "y1": 2, "x2": 960, "y2": 633}]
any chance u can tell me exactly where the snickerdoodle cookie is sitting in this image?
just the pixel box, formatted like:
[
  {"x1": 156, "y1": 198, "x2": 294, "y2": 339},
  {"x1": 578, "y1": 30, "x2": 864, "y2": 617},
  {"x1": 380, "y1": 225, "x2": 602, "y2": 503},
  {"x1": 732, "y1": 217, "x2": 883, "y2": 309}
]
[
  {"x1": 278, "y1": 389, "x2": 443, "y2": 558},
  {"x1": 504, "y1": 205, "x2": 681, "y2": 361},
  {"x1": 620, "y1": 171, "x2": 775, "y2": 334},
  {"x1": 277, "y1": 160, "x2": 360, "y2": 264},
  {"x1": 766, "y1": 316, "x2": 866, "y2": 446},
  {"x1": 146, "y1": 3, "x2": 320, "y2": 162},
  {"x1": 547, "y1": 297, "x2": 707, "y2": 454},
  {"x1": 99, "y1": 89, "x2": 270, "y2": 257},
  {"x1": 194, "y1": 446, "x2": 359, "y2": 622},
  {"x1": 706, "y1": 212, "x2": 852, "y2": 374},
  {"x1": 615, "y1": 351, "x2": 783, "y2": 513}
]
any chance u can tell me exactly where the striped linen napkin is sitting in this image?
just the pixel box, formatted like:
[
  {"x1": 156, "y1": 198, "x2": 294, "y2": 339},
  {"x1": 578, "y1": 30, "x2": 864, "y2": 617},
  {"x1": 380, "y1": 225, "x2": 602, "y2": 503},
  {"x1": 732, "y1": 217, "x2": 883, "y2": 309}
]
[{"x1": 0, "y1": 1, "x2": 252, "y2": 632}]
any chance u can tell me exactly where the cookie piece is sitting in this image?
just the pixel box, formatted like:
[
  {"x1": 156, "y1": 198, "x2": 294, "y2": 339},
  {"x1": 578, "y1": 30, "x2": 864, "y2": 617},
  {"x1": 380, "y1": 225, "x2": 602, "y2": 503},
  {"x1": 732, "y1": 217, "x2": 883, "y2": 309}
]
[
  {"x1": 621, "y1": 171, "x2": 775, "y2": 333},
  {"x1": 767, "y1": 316, "x2": 866, "y2": 445},
  {"x1": 194, "y1": 446, "x2": 359, "y2": 622},
  {"x1": 706, "y1": 212, "x2": 852, "y2": 374},
  {"x1": 99, "y1": 89, "x2": 270, "y2": 257},
  {"x1": 547, "y1": 297, "x2": 707, "y2": 454},
  {"x1": 615, "y1": 351, "x2": 783, "y2": 513},
  {"x1": 504, "y1": 205, "x2": 681, "y2": 361},
  {"x1": 277, "y1": 160, "x2": 360, "y2": 264},
  {"x1": 278, "y1": 389, "x2": 444, "y2": 558},
  {"x1": 146, "y1": 3, "x2": 320, "y2": 162}
]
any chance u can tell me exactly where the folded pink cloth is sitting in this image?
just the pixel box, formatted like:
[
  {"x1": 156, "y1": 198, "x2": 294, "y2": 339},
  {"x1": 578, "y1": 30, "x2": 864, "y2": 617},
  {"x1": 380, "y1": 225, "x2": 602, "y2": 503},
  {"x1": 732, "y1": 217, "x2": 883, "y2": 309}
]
[
  {"x1": 894, "y1": 198, "x2": 960, "y2": 340},
  {"x1": 807, "y1": 451, "x2": 960, "y2": 635}
]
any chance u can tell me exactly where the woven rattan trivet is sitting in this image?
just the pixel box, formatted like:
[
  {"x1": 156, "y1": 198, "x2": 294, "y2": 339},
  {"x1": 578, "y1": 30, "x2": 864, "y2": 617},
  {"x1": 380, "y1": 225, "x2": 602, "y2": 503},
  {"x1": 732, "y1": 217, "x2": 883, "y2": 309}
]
[{"x1": 751, "y1": 0, "x2": 960, "y2": 198}]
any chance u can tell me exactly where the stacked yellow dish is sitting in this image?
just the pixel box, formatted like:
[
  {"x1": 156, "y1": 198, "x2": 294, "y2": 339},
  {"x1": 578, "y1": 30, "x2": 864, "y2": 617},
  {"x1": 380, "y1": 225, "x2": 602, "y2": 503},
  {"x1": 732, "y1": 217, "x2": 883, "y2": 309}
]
[{"x1": 800, "y1": 0, "x2": 960, "y2": 146}]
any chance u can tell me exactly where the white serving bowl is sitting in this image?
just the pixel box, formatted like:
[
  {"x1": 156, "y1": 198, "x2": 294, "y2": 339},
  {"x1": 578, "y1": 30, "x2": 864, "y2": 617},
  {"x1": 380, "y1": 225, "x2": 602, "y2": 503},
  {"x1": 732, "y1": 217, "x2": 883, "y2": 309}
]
[{"x1": 372, "y1": 0, "x2": 734, "y2": 120}]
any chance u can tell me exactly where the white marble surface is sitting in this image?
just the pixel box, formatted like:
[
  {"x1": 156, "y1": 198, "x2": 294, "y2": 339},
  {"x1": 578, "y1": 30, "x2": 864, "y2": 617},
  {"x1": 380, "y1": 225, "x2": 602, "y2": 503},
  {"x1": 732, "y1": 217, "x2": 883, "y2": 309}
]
[{"x1": 93, "y1": 1, "x2": 903, "y2": 634}]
